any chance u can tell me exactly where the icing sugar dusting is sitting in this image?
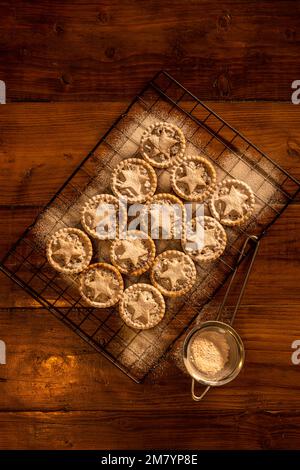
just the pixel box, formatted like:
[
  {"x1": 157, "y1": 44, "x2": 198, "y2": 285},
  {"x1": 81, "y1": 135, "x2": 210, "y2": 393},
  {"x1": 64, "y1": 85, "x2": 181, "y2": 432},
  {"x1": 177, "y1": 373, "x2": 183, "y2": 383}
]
[{"x1": 28, "y1": 94, "x2": 284, "y2": 381}]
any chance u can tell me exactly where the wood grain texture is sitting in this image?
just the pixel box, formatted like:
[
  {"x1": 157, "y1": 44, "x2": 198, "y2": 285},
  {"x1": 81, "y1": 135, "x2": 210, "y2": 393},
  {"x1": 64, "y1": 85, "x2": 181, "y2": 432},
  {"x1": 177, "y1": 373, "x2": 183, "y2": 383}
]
[
  {"x1": 0, "y1": 410, "x2": 300, "y2": 450},
  {"x1": 0, "y1": 304, "x2": 300, "y2": 414},
  {"x1": 1, "y1": 102, "x2": 300, "y2": 449},
  {"x1": 1, "y1": 0, "x2": 300, "y2": 101},
  {"x1": 0, "y1": 101, "x2": 300, "y2": 205}
]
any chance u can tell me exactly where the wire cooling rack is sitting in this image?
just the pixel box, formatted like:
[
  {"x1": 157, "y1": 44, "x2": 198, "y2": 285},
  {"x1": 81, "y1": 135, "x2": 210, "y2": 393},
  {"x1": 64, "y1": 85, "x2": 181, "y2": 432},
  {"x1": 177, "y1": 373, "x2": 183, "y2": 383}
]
[{"x1": 1, "y1": 71, "x2": 300, "y2": 383}]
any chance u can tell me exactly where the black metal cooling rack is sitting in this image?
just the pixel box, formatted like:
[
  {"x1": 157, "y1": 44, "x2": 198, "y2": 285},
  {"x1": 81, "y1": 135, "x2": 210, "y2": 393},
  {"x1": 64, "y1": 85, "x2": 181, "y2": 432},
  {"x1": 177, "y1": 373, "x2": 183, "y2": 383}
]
[{"x1": 1, "y1": 71, "x2": 300, "y2": 383}]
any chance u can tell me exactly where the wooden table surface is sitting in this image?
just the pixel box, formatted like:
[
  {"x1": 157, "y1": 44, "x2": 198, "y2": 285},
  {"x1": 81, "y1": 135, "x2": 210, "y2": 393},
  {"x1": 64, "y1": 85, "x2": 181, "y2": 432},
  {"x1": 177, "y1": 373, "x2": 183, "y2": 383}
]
[{"x1": 1, "y1": 0, "x2": 300, "y2": 451}]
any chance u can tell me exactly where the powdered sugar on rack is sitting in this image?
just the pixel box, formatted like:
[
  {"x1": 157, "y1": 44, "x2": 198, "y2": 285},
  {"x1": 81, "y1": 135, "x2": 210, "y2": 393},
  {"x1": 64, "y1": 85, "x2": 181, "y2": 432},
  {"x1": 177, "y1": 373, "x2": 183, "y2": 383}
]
[{"x1": 1, "y1": 72, "x2": 299, "y2": 382}]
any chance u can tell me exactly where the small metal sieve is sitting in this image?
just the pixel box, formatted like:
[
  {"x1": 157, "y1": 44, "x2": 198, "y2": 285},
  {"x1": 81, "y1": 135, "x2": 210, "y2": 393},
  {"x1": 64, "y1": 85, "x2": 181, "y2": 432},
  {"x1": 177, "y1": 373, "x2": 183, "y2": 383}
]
[
  {"x1": 182, "y1": 235, "x2": 259, "y2": 401},
  {"x1": 183, "y1": 321, "x2": 245, "y2": 400}
]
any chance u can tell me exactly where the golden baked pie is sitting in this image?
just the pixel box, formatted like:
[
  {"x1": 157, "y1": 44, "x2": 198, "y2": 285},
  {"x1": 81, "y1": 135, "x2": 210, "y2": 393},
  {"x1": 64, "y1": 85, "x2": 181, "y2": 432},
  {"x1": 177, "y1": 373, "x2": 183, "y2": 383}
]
[
  {"x1": 110, "y1": 230, "x2": 156, "y2": 276},
  {"x1": 171, "y1": 155, "x2": 216, "y2": 201},
  {"x1": 81, "y1": 194, "x2": 126, "y2": 240},
  {"x1": 46, "y1": 227, "x2": 92, "y2": 274},
  {"x1": 141, "y1": 193, "x2": 185, "y2": 240},
  {"x1": 111, "y1": 157, "x2": 157, "y2": 203},
  {"x1": 209, "y1": 178, "x2": 255, "y2": 226},
  {"x1": 79, "y1": 262, "x2": 124, "y2": 308},
  {"x1": 182, "y1": 215, "x2": 227, "y2": 263},
  {"x1": 119, "y1": 283, "x2": 165, "y2": 330},
  {"x1": 140, "y1": 122, "x2": 186, "y2": 168},
  {"x1": 150, "y1": 250, "x2": 197, "y2": 297}
]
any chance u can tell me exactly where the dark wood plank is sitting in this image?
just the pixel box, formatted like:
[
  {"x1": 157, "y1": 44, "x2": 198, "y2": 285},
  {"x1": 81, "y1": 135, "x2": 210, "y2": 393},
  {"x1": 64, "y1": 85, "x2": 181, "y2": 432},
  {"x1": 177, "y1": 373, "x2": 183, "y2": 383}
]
[
  {"x1": 1, "y1": 1, "x2": 300, "y2": 101},
  {"x1": 0, "y1": 304, "x2": 300, "y2": 414},
  {"x1": 0, "y1": 410, "x2": 300, "y2": 449},
  {"x1": 1, "y1": 101, "x2": 300, "y2": 449},
  {"x1": 0, "y1": 102, "x2": 124, "y2": 205},
  {"x1": 2, "y1": 0, "x2": 300, "y2": 451},
  {"x1": 0, "y1": 102, "x2": 300, "y2": 205}
]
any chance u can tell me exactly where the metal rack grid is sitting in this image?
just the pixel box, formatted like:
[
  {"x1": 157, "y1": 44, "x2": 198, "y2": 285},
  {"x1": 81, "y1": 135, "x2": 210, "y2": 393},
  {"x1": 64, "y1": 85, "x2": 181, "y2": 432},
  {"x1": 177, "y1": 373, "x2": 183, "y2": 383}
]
[{"x1": 1, "y1": 71, "x2": 300, "y2": 383}]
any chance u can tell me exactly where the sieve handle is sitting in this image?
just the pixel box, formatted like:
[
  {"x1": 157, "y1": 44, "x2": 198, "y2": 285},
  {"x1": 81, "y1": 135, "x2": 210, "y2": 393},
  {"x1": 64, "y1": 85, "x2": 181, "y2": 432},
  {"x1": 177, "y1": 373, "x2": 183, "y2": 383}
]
[
  {"x1": 191, "y1": 379, "x2": 211, "y2": 401},
  {"x1": 216, "y1": 235, "x2": 260, "y2": 324}
]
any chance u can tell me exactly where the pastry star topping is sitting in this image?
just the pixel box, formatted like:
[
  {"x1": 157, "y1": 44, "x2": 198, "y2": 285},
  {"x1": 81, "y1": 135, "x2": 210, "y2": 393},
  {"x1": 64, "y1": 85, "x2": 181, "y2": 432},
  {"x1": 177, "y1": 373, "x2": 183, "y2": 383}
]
[
  {"x1": 118, "y1": 239, "x2": 148, "y2": 266},
  {"x1": 188, "y1": 228, "x2": 217, "y2": 249},
  {"x1": 111, "y1": 158, "x2": 158, "y2": 203},
  {"x1": 150, "y1": 204, "x2": 175, "y2": 233},
  {"x1": 149, "y1": 128, "x2": 178, "y2": 157},
  {"x1": 178, "y1": 164, "x2": 206, "y2": 194},
  {"x1": 47, "y1": 228, "x2": 93, "y2": 275},
  {"x1": 119, "y1": 283, "x2": 165, "y2": 330},
  {"x1": 91, "y1": 204, "x2": 117, "y2": 235},
  {"x1": 217, "y1": 185, "x2": 249, "y2": 217},
  {"x1": 182, "y1": 216, "x2": 227, "y2": 264},
  {"x1": 52, "y1": 237, "x2": 82, "y2": 265},
  {"x1": 204, "y1": 228, "x2": 218, "y2": 248},
  {"x1": 160, "y1": 259, "x2": 188, "y2": 289},
  {"x1": 130, "y1": 291, "x2": 157, "y2": 324},
  {"x1": 87, "y1": 270, "x2": 115, "y2": 300},
  {"x1": 119, "y1": 168, "x2": 148, "y2": 195},
  {"x1": 81, "y1": 195, "x2": 125, "y2": 241},
  {"x1": 186, "y1": 231, "x2": 202, "y2": 250}
]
